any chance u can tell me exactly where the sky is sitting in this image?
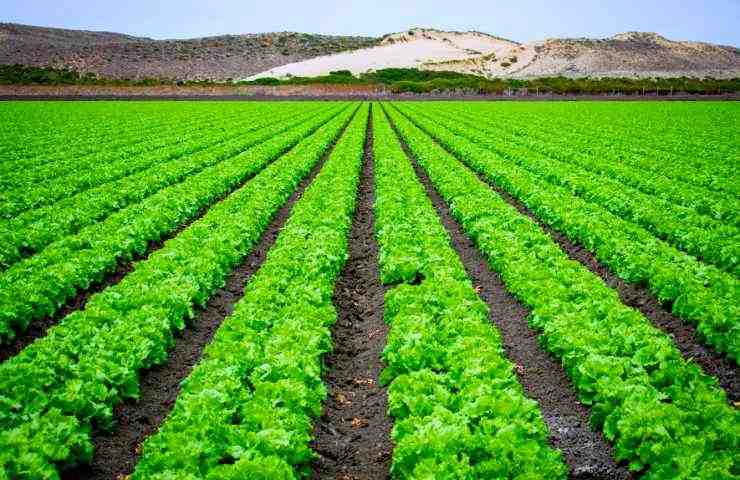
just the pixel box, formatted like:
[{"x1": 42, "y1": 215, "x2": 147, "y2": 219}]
[{"x1": 3, "y1": 0, "x2": 739, "y2": 46}]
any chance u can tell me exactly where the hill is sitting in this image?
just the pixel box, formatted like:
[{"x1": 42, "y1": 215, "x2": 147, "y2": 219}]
[
  {"x1": 0, "y1": 23, "x2": 378, "y2": 81},
  {"x1": 1, "y1": 23, "x2": 738, "y2": 81},
  {"x1": 250, "y1": 29, "x2": 520, "y2": 79},
  {"x1": 424, "y1": 31, "x2": 740, "y2": 79},
  {"x1": 253, "y1": 28, "x2": 740, "y2": 80}
]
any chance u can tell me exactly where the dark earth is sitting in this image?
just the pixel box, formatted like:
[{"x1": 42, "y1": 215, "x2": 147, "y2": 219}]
[
  {"x1": 60, "y1": 109, "x2": 353, "y2": 480},
  {"x1": 4, "y1": 103, "x2": 734, "y2": 480},
  {"x1": 311, "y1": 107, "x2": 394, "y2": 479},
  {"x1": 386, "y1": 106, "x2": 632, "y2": 479}
]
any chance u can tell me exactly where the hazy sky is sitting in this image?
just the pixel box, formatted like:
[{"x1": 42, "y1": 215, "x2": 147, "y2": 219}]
[{"x1": 4, "y1": 0, "x2": 739, "y2": 45}]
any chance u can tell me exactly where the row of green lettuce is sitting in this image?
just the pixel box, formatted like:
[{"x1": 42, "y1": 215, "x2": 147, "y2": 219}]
[
  {"x1": 0, "y1": 104, "x2": 249, "y2": 189},
  {"x1": 454, "y1": 102, "x2": 739, "y2": 190},
  {"x1": 0, "y1": 105, "x2": 326, "y2": 270},
  {"x1": 434, "y1": 102, "x2": 739, "y2": 218},
  {"x1": 0, "y1": 106, "x2": 282, "y2": 216},
  {"x1": 0, "y1": 102, "x2": 267, "y2": 178},
  {"x1": 0, "y1": 105, "x2": 358, "y2": 479},
  {"x1": 403, "y1": 103, "x2": 739, "y2": 275},
  {"x1": 132, "y1": 104, "x2": 369, "y2": 479},
  {"x1": 0, "y1": 101, "x2": 205, "y2": 170},
  {"x1": 393, "y1": 103, "x2": 739, "y2": 361},
  {"x1": 372, "y1": 105, "x2": 567, "y2": 478},
  {"x1": 0, "y1": 104, "x2": 345, "y2": 342},
  {"x1": 384, "y1": 103, "x2": 738, "y2": 479}
]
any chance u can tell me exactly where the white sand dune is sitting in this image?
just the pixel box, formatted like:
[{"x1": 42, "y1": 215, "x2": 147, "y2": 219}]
[
  {"x1": 246, "y1": 28, "x2": 740, "y2": 81},
  {"x1": 247, "y1": 28, "x2": 518, "y2": 79}
]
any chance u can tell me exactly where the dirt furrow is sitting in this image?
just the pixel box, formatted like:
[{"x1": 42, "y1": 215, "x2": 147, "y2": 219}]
[
  {"x1": 311, "y1": 106, "x2": 393, "y2": 479},
  {"x1": 457, "y1": 159, "x2": 738, "y2": 402},
  {"x1": 0, "y1": 114, "x2": 333, "y2": 364},
  {"x1": 394, "y1": 106, "x2": 738, "y2": 403},
  {"x1": 60, "y1": 112, "x2": 352, "y2": 480},
  {"x1": 384, "y1": 108, "x2": 631, "y2": 479}
]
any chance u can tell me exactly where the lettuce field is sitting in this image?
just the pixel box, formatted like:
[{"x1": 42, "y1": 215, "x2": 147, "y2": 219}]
[{"x1": 0, "y1": 100, "x2": 737, "y2": 479}]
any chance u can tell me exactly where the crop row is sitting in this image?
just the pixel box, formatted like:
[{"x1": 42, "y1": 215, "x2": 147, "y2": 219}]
[
  {"x1": 132, "y1": 103, "x2": 369, "y2": 480},
  {"x1": 0, "y1": 102, "x2": 171, "y2": 168},
  {"x1": 0, "y1": 105, "x2": 358, "y2": 479},
  {"x1": 393, "y1": 104, "x2": 739, "y2": 361},
  {"x1": 0, "y1": 102, "x2": 218, "y2": 175},
  {"x1": 433, "y1": 103, "x2": 739, "y2": 224},
  {"x1": 0, "y1": 102, "x2": 293, "y2": 175},
  {"x1": 0, "y1": 105, "x2": 328, "y2": 269},
  {"x1": 454, "y1": 102, "x2": 738, "y2": 194},
  {"x1": 6, "y1": 103, "x2": 322, "y2": 189},
  {"x1": 549, "y1": 102, "x2": 739, "y2": 173},
  {"x1": 1, "y1": 116, "x2": 238, "y2": 212},
  {"x1": 0, "y1": 104, "x2": 348, "y2": 342},
  {"x1": 385, "y1": 103, "x2": 738, "y2": 478},
  {"x1": 1, "y1": 106, "x2": 259, "y2": 193},
  {"x1": 373, "y1": 106, "x2": 566, "y2": 478},
  {"x1": 404, "y1": 104, "x2": 739, "y2": 274},
  {"x1": 0, "y1": 105, "x2": 322, "y2": 218}
]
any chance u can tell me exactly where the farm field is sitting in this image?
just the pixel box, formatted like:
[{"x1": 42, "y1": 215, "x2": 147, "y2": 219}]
[{"x1": 0, "y1": 100, "x2": 737, "y2": 479}]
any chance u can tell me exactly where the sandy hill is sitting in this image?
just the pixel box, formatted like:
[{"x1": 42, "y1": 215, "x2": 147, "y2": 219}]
[
  {"x1": 1, "y1": 23, "x2": 738, "y2": 81},
  {"x1": 425, "y1": 31, "x2": 740, "y2": 79},
  {"x1": 0, "y1": 23, "x2": 378, "y2": 80},
  {"x1": 252, "y1": 29, "x2": 740, "y2": 80},
  {"x1": 249, "y1": 28, "x2": 519, "y2": 79}
]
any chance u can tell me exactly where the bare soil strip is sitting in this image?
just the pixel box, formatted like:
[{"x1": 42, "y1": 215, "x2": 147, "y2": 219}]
[
  {"x1": 542, "y1": 229, "x2": 739, "y2": 402},
  {"x1": 0, "y1": 219, "x2": 197, "y2": 364},
  {"x1": 384, "y1": 117, "x2": 631, "y2": 479},
  {"x1": 0, "y1": 121, "x2": 327, "y2": 364},
  {"x1": 394, "y1": 107, "x2": 739, "y2": 403},
  {"x1": 456, "y1": 162, "x2": 738, "y2": 402},
  {"x1": 60, "y1": 113, "x2": 353, "y2": 480},
  {"x1": 311, "y1": 107, "x2": 394, "y2": 479},
  {"x1": 0, "y1": 261, "x2": 131, "y2": 363}
]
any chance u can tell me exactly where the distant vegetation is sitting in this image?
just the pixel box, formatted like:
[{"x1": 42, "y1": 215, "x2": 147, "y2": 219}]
[
  {"x1": 2, "y1": 64, "x2": 738, "y2": 95},
  {"x1": 245, "y1": 68, "x2": 740, "y2": 95},
  {"x1": 0, "y1": 64, "x2": 214, "y2": 86}
]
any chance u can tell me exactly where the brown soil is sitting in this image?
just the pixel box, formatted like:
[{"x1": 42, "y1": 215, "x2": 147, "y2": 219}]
[
  {"x1": 310, "y1": 106, "x2": 394, "y2": 479},
  {"x1": 392, "y1": 105, "x2": 738, "y2": 403},
  {"x1": 0, "y1": 113, "x2": 338, "y2": 365},
  {"x1": 0, "y1": 261, "x2": 131, "y2": 363},
  {"x1": 466, "y1": 169, "x2": 738, "y2": 402},
  {"x1": 60, "y1": 108, "x2": 351, "y2": 480},
  {"x1": 385, "y1": 109, "x2": 631, "y2": 479}
]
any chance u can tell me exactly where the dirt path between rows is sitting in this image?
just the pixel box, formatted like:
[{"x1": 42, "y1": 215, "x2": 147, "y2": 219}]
[
  {"x1": 60, "y1": 109, "x2": 355, "y2": 480},
  {"x1": 460, "y1": 162, "x2": 738, "y2": 402},
  {"x1": 384, "y1": 106, "x2": 632, "y2": 479},
  {"x1": 0, "y1": 216, "x2": 200, "y2": 364},
  {"x1": 0, "y1": 164, "x2": 250, "y2": 364},
  {"x1": 0, "y1": 112, "x2": 338, "y2": 365},
  {"x1": 310, "y1": 106, "x2": 394, "y2": 479},
  {"x1": 393, "y1": 105, "x2": 738, "y2": 404}
]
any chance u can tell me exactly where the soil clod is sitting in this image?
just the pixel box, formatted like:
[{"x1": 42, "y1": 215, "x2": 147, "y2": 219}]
[
  {"x1": 388, "y1": 109, "x2": 632, "y2": 479},
  {"x1": 310, "y1": 107, "x2": 393, "y2": 480}
]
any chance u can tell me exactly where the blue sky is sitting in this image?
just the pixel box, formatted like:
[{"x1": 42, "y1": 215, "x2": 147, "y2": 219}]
[{"x1": 3, "y1": 0, "x2": 739, "y2": 45}]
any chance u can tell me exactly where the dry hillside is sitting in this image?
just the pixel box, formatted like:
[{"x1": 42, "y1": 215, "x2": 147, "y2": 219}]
[
  {"x1": 1, "y1": 23, "x2": 738, "y2": 81},
  {"x1": 428, "y1": 31, "x2": 740, "y2": 79},
  {"x1": 254, "y1": 29, "x2": 739, "y2": 80},
  {"x1": 0, "y1": 23, "x2": 378, "y2": 81}
]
